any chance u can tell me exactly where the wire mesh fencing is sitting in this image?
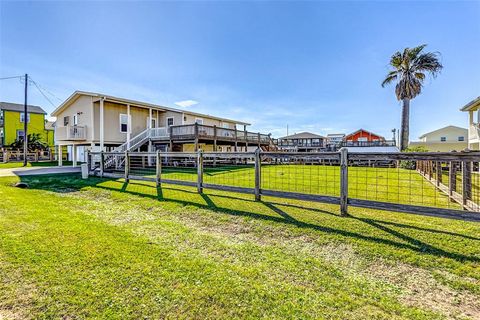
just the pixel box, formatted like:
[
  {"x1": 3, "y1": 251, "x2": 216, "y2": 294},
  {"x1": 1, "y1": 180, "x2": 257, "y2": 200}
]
[{"x1": 88, "y1": 149, "x2": 480, "y2": 221}]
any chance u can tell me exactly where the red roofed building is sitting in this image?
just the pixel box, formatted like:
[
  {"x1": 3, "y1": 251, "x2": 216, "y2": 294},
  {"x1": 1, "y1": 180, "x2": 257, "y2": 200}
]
[{"x1": 344, "y1": 129, "x2": 385, "y2": 143}]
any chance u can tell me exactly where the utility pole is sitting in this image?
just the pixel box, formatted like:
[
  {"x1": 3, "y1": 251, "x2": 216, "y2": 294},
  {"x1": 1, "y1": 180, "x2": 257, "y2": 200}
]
[{"x1": 23, "y1": 74, "x2": 28, "y2": 167}]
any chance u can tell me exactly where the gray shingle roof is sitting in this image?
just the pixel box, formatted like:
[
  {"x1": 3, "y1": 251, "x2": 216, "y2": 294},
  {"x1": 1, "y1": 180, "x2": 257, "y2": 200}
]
[{"x1": 0, "y1": 102, "x2": 47, "y2": 115}]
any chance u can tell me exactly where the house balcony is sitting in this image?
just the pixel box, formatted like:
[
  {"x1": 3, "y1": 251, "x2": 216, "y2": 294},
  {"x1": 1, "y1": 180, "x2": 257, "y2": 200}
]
[
  {"x1": 340, "y1": 140, "x2": 397, "y2": 147},
  {"x1": 56, "y1": 125, "x2": 87, "y2": 141},
  {"x1": 165, "y1": 123, "x2": 271, "y2": 146},
  {"x1": 469, "y1": 123, "x2": 480, "y2": 143}
]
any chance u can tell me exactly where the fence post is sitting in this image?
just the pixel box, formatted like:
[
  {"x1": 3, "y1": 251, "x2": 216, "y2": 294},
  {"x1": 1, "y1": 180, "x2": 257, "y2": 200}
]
[
  {"x1": 156, "y1": 150, "x2": 161, "y2": 187},
  {"x1": 462, "y1": 160, "x2": 472, "y2": 208},
  {"x1": 254, "y1": 148, "x2": 261, "y2": 201},
  {"x1": 340, "y1": 147, "x2": 348, "y2": 216},
  {"x1": 448, "y1": 161, "x2": 457, "y2": 200},
  {"x1": 100, "y1": 151, "x2": 104, "y2": 178},
  {"x1": 197, "y1": 149, "x2": 203, "y2": 194},
  {"x1": 86, "y1": 151, "x2": 91, "y2": 174},
  {"x1": 436, "y1": 161, "x2": 442, "y2": 186},
  {"x1": 124, "y1": 151, "x2": 130, "y2": 182}
]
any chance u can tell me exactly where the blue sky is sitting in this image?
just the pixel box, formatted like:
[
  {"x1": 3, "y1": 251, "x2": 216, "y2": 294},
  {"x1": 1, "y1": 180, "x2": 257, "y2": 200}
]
[{"x1": 1, "y1": 1, "x2": 479, "y2": 139}]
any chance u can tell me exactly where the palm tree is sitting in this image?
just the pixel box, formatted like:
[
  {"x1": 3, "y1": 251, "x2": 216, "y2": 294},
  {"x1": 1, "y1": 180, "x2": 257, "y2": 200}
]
[{"x1": 382, "y1": 44, "x2": 443, "y2": 151}]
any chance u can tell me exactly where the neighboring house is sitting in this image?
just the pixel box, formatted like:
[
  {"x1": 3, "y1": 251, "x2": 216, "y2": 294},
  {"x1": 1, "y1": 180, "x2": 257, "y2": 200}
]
[
  {"x1": 343, "y1": 129, "x2": 389, "y2": 146},
  {"x1": 460, "y1": 96, "x2": 480, "y2": 150},
  {"x1": 326, "y1": 133, "x2": 345, "y2": 148},
  {"x1": 51, "y1": 91, "x2": 272, "y2": 165},
  {"x1": 0, "y1": 102, "x2": 54, "y2": 148},
  {"x1": 276, "y1": 132, "x2": 326, "y2": 152},
  {"x1": 341, "y1": 129, "x2": 397, "y2": 152},
  {"x1": 409, "y1": 125, "x2": 468, "y2": 152}
]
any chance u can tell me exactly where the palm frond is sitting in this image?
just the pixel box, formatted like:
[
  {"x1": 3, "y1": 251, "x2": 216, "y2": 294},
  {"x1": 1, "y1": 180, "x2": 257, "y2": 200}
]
[{"x1": 381, "y1": 71, "x2": 398, "y2": 87}]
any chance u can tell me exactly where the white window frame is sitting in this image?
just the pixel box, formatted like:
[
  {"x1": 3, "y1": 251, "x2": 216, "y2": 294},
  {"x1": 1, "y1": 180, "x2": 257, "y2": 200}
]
[
  {"x1": 119, "y1": 114, "x2": 130, "y2": 133},
  {"x1": 166, "y1": 117, "x2": 174, "y2": 127},
  {"x1": 20, "y1": 113, "x2": 30, "y2": 123},
  {"x1": 195, "y1": 118, "x2": 204, "y2": 125},
  {"x1": 16, "y1": 129, "x2": 25, "y2": 140},
  {"x1": 73, "y1": 114, "x2": 79, "y2": 126}
]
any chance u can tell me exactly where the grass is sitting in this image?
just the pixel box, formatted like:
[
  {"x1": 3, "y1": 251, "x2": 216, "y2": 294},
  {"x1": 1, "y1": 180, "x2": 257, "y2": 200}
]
[
  {"x1": 128, "y1": 163, "x2": 462, "y2": 210},
  {"x1": 1, "y1": 173, "x2": 479, "y2": 319},
  {"x1": 0, "y1": 161, "x2": 73, "y2": 169}
]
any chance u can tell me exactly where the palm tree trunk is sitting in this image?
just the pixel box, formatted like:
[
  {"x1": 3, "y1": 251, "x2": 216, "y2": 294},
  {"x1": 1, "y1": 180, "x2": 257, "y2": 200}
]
[{"x1": 400, "y1": 98, "x2": 410, "y2": 151}]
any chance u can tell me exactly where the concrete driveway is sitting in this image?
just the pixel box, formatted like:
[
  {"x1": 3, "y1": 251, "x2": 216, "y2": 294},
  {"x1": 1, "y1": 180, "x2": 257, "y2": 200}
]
[{"x1": 0, "y1": 166, "x2": 81, "y2": 177}]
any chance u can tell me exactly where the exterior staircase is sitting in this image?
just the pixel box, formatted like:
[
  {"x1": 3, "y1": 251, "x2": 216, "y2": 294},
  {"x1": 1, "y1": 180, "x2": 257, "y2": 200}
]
[{"x1": 104, "y1": 127, "x2": 168, "y2": 169}]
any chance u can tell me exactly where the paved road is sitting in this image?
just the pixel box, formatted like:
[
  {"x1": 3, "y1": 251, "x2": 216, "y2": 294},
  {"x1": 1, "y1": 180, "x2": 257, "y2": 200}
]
[{"x1": 0, "y1": 166, "x2": 81, "y2": 177}]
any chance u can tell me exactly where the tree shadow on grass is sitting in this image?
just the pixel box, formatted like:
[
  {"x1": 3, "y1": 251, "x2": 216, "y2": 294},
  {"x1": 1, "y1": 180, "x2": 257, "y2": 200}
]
[{"x1": 18, "y1": 174, "x2": 480, "y2": 264}]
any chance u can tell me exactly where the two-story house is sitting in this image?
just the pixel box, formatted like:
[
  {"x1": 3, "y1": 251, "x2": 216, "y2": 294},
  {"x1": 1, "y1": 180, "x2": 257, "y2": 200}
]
[
  {"x1": 0, "y1": 102, "x2": 54, "y2": 148},
  {"x1": 51, "y1": 91, "x2": 272, "y2": 166},
  {"x1": 409, "y1": 125, "x2": 468, "y2": 151},
  {"x1": 276, "y1": 132, "x2": 326, "y2": 152},
  {"x1": 460, "y1": 96, "x2": 480, "y2": 150}
]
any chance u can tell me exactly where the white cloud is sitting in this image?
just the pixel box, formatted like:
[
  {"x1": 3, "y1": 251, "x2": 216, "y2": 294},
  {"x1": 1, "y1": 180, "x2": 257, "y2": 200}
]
[{"x1": 174, "y1": 100, "x2": 199, "y2": 108}]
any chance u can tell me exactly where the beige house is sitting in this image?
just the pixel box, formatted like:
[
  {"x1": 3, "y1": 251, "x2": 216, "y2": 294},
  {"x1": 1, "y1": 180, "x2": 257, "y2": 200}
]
[
  {"x1": 460, "y1": 96, "x2": 480, "y2": 150},
  {"x1": 52, "y1": 91, "x2": 271, "y2": 166},
  {"x1": 409, "y1": 125, "x2": 468, "y2": 152}
]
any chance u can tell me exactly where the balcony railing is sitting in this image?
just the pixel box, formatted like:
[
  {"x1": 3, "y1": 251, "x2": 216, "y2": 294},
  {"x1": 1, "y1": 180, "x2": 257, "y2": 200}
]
[
  {"x1": 340, "y1": 140, "x2": 396, "y2": 147},
  {"x1": 168, "y1": 123, "x2": 271, "y2": 145},
  {"x1": 56, "y1": 125, "x2": 87, "y2": 141},
  {"x1": 469, "y1": 123, "x2": 480, "y2": 141}
]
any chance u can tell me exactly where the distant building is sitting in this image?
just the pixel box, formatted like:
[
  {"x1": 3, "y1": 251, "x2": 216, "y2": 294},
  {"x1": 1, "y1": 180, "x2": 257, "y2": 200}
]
[
  {"x1": 0, "y1": 102, "x2": 54, "y2": 148},
  {"x1": 409, "y1": 125, "x2": 468, "y2": 152},
  {"x1": 326, "y1": 133, "x2": 345, "y2": 147},
  {"x1": 277, "y1": 132, "x2": 326, "y2": 152},
  {"x1": 459, "y1": 96, "x2": 480, "y2": 150},
  {"x1": 343, "y1": 129, "x2": 388, "y2": 146}
]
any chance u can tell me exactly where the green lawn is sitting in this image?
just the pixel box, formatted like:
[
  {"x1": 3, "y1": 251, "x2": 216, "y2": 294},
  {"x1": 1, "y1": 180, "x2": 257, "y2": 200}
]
[
  {"x1": 1, "y1": 174, "x2": 479, "y2": 319},
  {"x1": 127, "y1": 164, "x2": 462, "y2": 210},
  {"x1": 0, "y1": 161, "x2": 73, "y2": 169}
]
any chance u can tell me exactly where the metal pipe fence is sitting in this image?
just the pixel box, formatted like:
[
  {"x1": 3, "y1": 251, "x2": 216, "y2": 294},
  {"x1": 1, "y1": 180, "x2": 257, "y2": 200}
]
[{"x1": 88, "y1": 149, "x2": 480, "y2": 222}]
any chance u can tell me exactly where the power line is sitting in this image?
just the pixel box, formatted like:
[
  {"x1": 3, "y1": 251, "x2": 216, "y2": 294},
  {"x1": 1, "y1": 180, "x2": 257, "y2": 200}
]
[
  {"x1": 0, "y1": 75, "x2": 24, "y2": 80},
  {"x1": 29, "y1": 78, "x2": 63, "y2": 102},
  {"x1": 30, "y1": 79, "x2": 57, "y2": 109}
]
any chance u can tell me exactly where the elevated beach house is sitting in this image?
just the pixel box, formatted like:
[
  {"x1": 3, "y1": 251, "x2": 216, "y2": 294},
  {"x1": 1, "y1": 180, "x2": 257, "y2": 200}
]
[
  {"x1": 51, "y1": 91, "x2": 272, "y2": 165},
  {"x1": 409, "y1": 125, "x2": 468, "y2": 152},
  {"x1": 276, "y1": 132, "x2": 327, "y2": 152},
  {"x1": 460, "y1": 96, "x2": 480, "y2": 150}
]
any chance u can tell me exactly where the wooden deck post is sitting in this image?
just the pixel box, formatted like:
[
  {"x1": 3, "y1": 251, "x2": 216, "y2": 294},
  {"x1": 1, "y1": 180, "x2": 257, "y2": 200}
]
[
  {"x1": 194, "y1": 123, "x2": 199, "y2": 152},
  {"x1": 100, "y1": 151, "x2": 104, "y2": 178},
  {"x1": 340, "y1": 148, "x2": 348, "y2": 216},
  {"x1": 234, "y1": 128, "x2": 238, "y2": 152},
  {"x1": 156, "y1": 150, "x2": 161, "y2": 187},
  {"x1": 124, "y1": 151, "x2": 130, "y2": 182},
  {"x1": 197, "y1": 150, "x2": 203, "y2": 194},
  {"x1": 257, "y1": 132, "x2": 261, "y2": 149},
  {"x1": 462, "y1": 160, "x2": 472, "y2": 208},
  {"x1": 254, "y1": 148, "x2": 261, "y2": 201}
]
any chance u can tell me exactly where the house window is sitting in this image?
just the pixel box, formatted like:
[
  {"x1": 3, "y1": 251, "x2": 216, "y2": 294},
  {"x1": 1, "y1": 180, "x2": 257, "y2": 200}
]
[
  {"x1": 119, "y1": 114, "x2": 129, "y2": 133},
  {"x1": 195, "y1": 118, "x2": 203, "y2": 125},
  {"x1": 20, "y1": 113, "x2": 30, "y2": 123},
  {"x1": 16, "y1": 130, "x2": 25, "y2": 140},
  {"x1": 73, "y1": 114, "x2": 78, "y2": 126},
  {"x1": 167, "y1": 117, "x2": 174, "y2": 127},
  {"x1": 458, "y1": 136, "x2": 465, "y2": 141},
  {"x1": 64, "y1": 116, "x2": 69, "y2": 126},
  {"x1": 440, "y1": 137, "x2": 446, "y2": 142},
  {"x1": 222, "y1": 123, "x2": 229, "y2": 129}
]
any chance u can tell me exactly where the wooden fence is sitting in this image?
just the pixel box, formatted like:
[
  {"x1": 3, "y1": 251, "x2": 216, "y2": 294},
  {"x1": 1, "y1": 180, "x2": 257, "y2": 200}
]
[
  {"x1": 87, "y1": 150, "x2": 480, "y2": 222},
  {"x1": 0, "y1": 149, "x2": 65, "y2": 163}
]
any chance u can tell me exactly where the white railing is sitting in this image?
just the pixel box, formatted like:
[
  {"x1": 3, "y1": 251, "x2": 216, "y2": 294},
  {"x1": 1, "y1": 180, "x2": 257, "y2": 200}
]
[
  {"x1": 67, "y1": 125, "x2": 87, "y2": 140},
  {"x1": 469, "y1": 123, "x2": 480, "y2": 142},
  {"x1": 149, "y1": 127, "x2": 168, "y2": 138}
]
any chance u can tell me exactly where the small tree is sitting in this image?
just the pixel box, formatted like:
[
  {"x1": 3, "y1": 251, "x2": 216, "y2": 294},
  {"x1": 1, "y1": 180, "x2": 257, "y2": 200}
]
[{"x1": 9, "y1": 133, "x2": 49, "y2": 152}]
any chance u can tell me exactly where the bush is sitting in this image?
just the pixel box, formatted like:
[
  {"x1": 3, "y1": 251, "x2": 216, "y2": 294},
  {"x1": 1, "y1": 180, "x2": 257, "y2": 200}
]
[{"x1": 400, "y1": 146, "x2": 429, "y2": 170}]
